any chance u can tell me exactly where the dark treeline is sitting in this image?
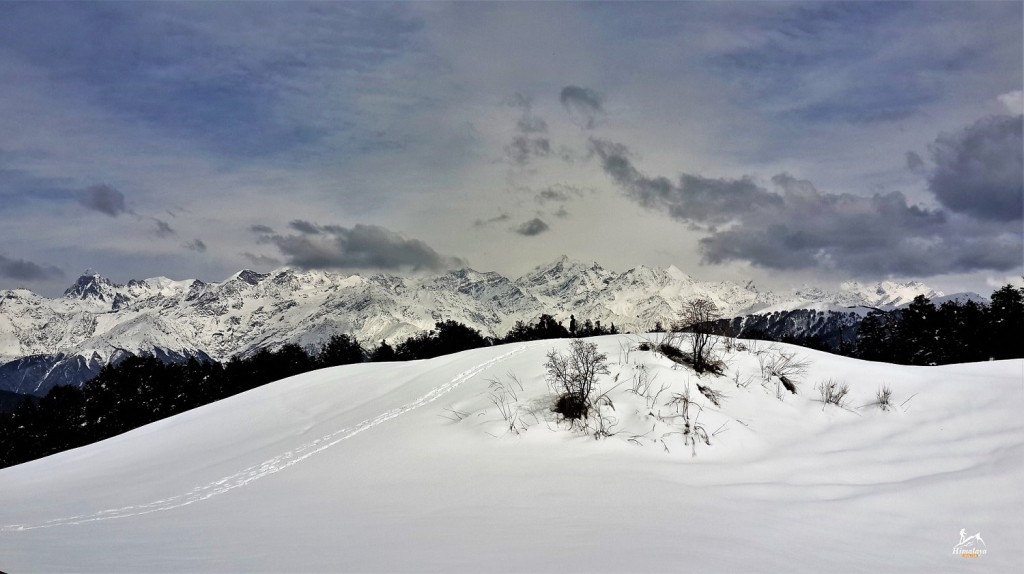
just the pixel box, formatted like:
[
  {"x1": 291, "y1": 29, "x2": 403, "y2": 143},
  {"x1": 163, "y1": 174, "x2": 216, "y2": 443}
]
[
  {"x1": 855, "y1": 285, "x2": 1023, "y2": 365},
  {"x1": 1, "y1": 313, "x2": 615, "y2": 469},
  {"x1": 0, "y1": 335, "x2": 365, "y2": 469},
  {"x1": 734, "y1": 285, "x2": 1023, "y2": 365}
]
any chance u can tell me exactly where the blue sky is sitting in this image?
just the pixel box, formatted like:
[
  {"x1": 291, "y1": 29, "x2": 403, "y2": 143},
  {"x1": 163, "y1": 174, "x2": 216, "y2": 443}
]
[{"x1": 0, "y1": 1, "x2": 1020, "y2": 297}]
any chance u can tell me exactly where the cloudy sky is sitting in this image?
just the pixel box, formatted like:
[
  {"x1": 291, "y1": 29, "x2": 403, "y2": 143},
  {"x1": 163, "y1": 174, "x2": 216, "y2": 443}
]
[{"x1": 1, "y1": 1, "x2": 1021, "y2": 297}]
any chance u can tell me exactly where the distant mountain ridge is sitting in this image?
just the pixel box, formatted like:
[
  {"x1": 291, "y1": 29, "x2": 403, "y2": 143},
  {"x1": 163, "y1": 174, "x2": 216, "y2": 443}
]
[{"x1": 0, "y1": 256, "x2": 953, "y2": 395}]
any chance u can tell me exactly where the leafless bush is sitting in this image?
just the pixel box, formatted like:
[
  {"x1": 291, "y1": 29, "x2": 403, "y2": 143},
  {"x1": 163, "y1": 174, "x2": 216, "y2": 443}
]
[
  {"x1": 870, "y1": 385, "x2": 894, "y2": 411},
  {"x1": 667, "y1": 383, "x2": 711, "y2": 457},
  {"x1": 816, "y1": 379, "x2": 850, "y2": 409},
  {"x1": 629, "y1": 363, "x2": 658, "y2": 396},
  {"x1": 545, "y1": 339, "x2": 610, "y2": 428},
  {"x1": 876, "y1": 386, "x2": 892, "y2": 409},
  {"x1": 678, "y1": 298, "x2": 723, "y2": 374},
  {"x1": 767, "y1": 351, "x2": 809, "y2": 395}
]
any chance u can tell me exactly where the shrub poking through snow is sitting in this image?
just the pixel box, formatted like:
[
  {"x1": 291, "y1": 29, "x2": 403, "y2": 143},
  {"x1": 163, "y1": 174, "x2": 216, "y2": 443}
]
[
  {"x1": 875, "y1": 385, "x2": 894, "y2": 412},
  {"x1": 657, "y1": 342, "x2": 688, "y2": 364},
  {"x1": 764, "y1": 350, "x2": 809, "y2": 397},
  {"x1": 667, "y1": 383, "x2": 711, "y2": 457},
  {"x1": 697, "y1": 383, "x2": 725, "y2": 407},
  {"x1": 679, "y1": 298, "x2": 723, "y2": 374},
  {"x1": 488, "y1": 374, "x2": 526, "y2": 435},
  {"x1": 545, "y1": 339, "x2": 610, "y2": 428},
  {"x1": 816, "y1": 379, "x2": 850, "y2": 409}
]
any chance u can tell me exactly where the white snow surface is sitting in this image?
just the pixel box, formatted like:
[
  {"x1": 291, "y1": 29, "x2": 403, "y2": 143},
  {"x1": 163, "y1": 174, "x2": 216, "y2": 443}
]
[{"x1": 2, "y1": 336, "x2": 1020, "y2": 572}]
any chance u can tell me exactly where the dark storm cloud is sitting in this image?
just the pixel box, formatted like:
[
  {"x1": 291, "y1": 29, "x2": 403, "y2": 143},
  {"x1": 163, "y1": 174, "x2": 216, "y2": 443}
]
[
  {"x1": 927, "y1": 114, "x2": 1023, "y2": 221},
  {"x1": 0, "y1": 253, "x2": 64, "y2": 281},
  {"x1": 185, "y1": 239, "x2": 207, "y2": 253},
  {"x1": 78, "y1": 184, "x2": 128, "y2": 217},
  {"x1": 260, "y1": 222, "x2": 465, "y2": 271},
  {"x1": 249, "y1": 224, "x2": 275, "y2": 234},
  {"x1": 515, "y1": 218, "x2": 550, "y2": 236},
  {"x1": 591, "y1": 139, "x2": 782, "y2": 225},
  {"x1": 288, "y1": 220, "x2": 322, "y2": 234},
  {"x1": 593, "y1": 138, "x2": 1021, "y2": 277},
  {"x1": 559, "y1": 86, "x2": 604, "y2": 129}
]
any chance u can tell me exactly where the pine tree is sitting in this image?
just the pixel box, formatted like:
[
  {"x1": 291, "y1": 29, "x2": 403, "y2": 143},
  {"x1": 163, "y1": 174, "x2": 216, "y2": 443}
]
[{"x1": 989, "y1": 285, "x2": 1024, "y2": 359}]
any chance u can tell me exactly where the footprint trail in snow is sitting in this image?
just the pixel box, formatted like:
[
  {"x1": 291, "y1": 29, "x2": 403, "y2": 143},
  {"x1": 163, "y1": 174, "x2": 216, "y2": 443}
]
[{"x1": 3, "y1": 345, "x2": 533, "y2": 531}]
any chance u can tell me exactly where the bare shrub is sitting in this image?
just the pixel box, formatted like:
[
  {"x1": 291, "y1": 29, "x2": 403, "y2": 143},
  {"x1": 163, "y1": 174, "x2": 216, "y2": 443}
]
[
  {"x1": 667, "y1": 383, "x2": 711, "y2": 457},
  {"x1": 873, "y1": 385, "x2": 894, "y2": 411},
  {"x1": 678, "y1": 298, "x2": 723, "y2": 374},
  {"x1": 545, "y1": 339, "x2": 610, "y2": 429},
  {"x1": 767, "y1": 351, "x2": 809, "y2": 395},
  {"x1": 816, "y1": 379, "x2": 851, "y2": 409},
  {"x1": 629, "y1": 363, "x2": 658, "y2": 396}
]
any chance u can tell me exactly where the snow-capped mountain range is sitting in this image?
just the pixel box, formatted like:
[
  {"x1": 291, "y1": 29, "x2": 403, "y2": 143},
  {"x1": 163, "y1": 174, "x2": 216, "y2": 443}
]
[{"x1": 0, "y1": 256, "x2": 948, "y2": 395}]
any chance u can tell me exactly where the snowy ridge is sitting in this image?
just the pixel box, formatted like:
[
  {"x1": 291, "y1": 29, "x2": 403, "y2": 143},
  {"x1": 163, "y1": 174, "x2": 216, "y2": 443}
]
[
  {"x1": 0, "y1": 257, "x2": 947, "y2": 394},
  {"x1": 0, "y1": 337, "x2": 1020, "y2": 571}
]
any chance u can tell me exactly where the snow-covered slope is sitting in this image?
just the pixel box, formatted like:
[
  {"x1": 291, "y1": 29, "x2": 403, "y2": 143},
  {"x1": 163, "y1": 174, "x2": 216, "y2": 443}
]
[
  {"x1": 1, "y1": 337, "x2": 1020, "y2": 572},
  {"x1": 0, "y1": 258, "x2": 948, "y2": 394}
]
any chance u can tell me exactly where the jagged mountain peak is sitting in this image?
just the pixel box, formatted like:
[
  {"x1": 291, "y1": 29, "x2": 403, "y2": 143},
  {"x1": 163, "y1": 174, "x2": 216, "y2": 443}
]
[
  {"x1": 63, "y1": 273, "x2": 121, "y2": 301},
  {"x1": 233, "y1": 269, "x2": 270, "y2": 286},
  {"x1": 3, "y1": 260, "x2": 951, "y2": 395},
  {"x1": 515, "y1": 256, "x2": 615, "y2": 302},
  {"x1": 520, "y1": 255, "x2": 605, "y2": 277}
]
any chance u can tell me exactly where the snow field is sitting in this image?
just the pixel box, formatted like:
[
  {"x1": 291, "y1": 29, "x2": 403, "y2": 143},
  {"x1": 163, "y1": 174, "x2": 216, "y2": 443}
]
[{"x1": 1, "y1": 335, "x2": 1020, "y2": 572}]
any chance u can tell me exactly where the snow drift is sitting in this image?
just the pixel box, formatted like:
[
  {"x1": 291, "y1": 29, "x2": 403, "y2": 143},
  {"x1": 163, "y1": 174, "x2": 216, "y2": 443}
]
[{"x1": 1, "y1": 336, "x2": 1020, "y2": 572}]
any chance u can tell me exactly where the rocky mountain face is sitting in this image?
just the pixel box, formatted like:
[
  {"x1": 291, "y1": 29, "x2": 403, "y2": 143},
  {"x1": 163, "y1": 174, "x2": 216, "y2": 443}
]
[{"x1": 0, "y1": 256, "x2": 947, "y2": 395}]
